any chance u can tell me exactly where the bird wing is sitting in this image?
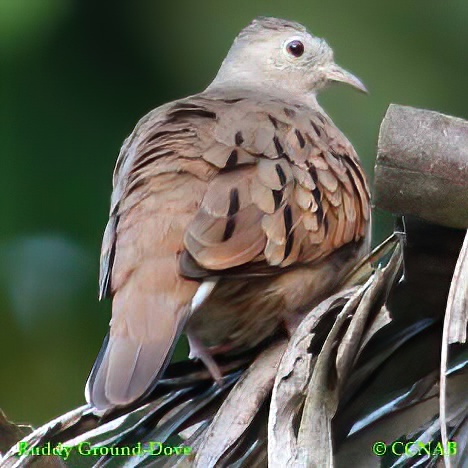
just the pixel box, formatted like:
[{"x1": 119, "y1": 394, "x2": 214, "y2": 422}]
[
  {"x1": 88, "y1": 100, "x2": 219, "y2": 409},
  {"x1": 181, "y1": 95, "x2": 370, "y2": 277},
  {"x1": 87, "y1": 94, "x2": 370, "y2": 410}
]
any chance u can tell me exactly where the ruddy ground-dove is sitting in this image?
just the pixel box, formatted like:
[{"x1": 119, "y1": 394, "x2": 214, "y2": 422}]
[{"x1": 86, "y1": 17, "x2": 371, "y2": 411}]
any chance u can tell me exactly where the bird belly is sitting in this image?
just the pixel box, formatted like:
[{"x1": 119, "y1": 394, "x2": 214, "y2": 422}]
[
  {"x1": 187, "y1": 276, "x2": 284, "y2": 352},
  {"x1": 187, "y1": 241, "x2": 366, "y2": 353}
]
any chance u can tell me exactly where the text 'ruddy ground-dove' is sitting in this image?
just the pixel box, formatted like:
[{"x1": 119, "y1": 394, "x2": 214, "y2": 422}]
[{"x1": 85, "y1": 17, "x2": 371, "y2": 411}]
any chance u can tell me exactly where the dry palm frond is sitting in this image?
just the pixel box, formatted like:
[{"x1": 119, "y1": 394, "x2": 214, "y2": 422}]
[
  {"x1": 440, "y1": 230, "x2": 468, "y2": 468},
  {"x1": 2, "y1": 219, "x2": 467, "y2": 468}
]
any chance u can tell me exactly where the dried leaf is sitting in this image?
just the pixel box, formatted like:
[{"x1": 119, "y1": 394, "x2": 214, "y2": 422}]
[
  {"x1": 194, "y1": 340, "x2": 287, "y2": 467},
  {"x1": 440, "y1": 229, "x2": 468, "y2": 468},
  {"x1": 268, "y1": 289, "x2": 358, "y2": 467},
  {"x1": 336, "y1": 243, "x2": 402, "y2": 383},
  {"x1": 340, "y1": 233, "x2": 400, "y2": 288},
  {"x1": 335, "y1": 370, "x2": 468, "y2": 468},
  {"x1": 296, "y1": 303, "x2": 355, "y2": 467},
  {"x1": 445, "y1": 229, "x2": 468, "y2": 344}
]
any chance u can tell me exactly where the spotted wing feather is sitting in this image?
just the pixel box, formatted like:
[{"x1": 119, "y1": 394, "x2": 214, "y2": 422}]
[
  {"x1": 88, "y1": 94, "x2": 370, "y2": 411},
  {"x1": 183, "y1": 97, "x2": 370, "y2": 275}
]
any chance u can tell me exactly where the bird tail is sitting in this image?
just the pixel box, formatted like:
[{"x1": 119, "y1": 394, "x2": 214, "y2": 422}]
[{"x1": 85, "y1": 290, "x2": 191, "y2": 411}]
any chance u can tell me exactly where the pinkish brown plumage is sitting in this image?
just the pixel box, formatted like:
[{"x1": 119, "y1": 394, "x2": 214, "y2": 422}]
[{"x1": 86, "y1": 17, "x2": 370, "y2": 411}]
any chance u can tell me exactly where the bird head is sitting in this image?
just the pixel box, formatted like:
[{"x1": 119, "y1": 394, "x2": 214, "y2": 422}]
[{"x1": 209, "y1": 17, "x2": 367, "y2": 98}]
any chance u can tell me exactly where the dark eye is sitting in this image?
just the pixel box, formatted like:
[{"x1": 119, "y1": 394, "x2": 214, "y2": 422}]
[{"x1": 286, "y1": 40, "x2": 305, "y2": 58}]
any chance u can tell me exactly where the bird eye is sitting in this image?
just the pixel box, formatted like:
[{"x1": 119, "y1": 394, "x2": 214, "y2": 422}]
[{"x1": 286, "y1": 40, "x2": 305, "y2": 58}]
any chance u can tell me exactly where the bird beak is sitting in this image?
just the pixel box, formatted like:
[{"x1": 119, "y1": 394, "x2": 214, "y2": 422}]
[{"x1": 325, "y1": 63, "x2": 368, "y2": 94}]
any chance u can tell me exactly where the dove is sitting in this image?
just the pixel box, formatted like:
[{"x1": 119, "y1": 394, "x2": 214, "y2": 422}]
[{"x1": 85, "y1": 17, "x2": 371, "y2": 411}]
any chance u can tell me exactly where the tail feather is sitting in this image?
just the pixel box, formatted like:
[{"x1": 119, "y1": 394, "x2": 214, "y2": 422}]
[
  {"x1": 86, "y1": 291, "x2": 189, "y2": 410},
  {"x1": 85, "y1": 333, "x2": 110, "y2": 409},
  {"x1": 86, "y1": 276, "x2": 215, "y2": 411},
  {"x1": 86, "y1": 326, "x2": 184, "y2": 411},
  {"x1": 105, "y1": 338, "x2": 144, "y2": 405}
]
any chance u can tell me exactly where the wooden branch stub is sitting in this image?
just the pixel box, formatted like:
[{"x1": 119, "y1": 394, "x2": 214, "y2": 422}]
[{"x1": 375, "y1": 104, "x2": 468, "y2": 228}]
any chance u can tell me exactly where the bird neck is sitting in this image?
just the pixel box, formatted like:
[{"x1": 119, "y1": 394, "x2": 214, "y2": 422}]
[{"x1": 205, "y1": 79, "x2": 323, "y2": 111}]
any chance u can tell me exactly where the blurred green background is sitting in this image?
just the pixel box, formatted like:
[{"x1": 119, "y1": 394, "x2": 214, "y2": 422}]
[{"x1": 1, "y1": 0, "x2": 467, "y2": 427}]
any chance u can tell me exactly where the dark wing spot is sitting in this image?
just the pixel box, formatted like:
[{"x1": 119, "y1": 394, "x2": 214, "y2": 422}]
[
  {"x1": 311, "y1": 186, "x2": 321, "y2": 206},
  {"x1": 283, "y1": 205, "x2": 294, "y2": 259},
  {"x1": 222, "y1": 218, "x2": 236, "y2": 241},
  {"x1": 222, "y1": 188, "x2": 240, "y2": 241},
  {"x1": 235, "y1": 131, "x2": 244, "y2": 146},
  {"x1": 268, "y1": 114, "x2": 279, "y2": 129},
  {"x1": 273, "y1": 136, "x2": 286, "y2": 158},
  {"x1": 228, "y1": 188, "x2": 240, "y2": 216},
  {"x1": 285, "y1": 232, "x2": 294, "y2": 259},
  {"x1": 295, "y1": 129, "x2": 305, "y2": 148},
  {"x1": 307, "y1": 163, "x2": 318, "y2": 184},
  {"x1": 343, "y1": 155, "x2": 367, "y2": 189},
  {"x1": 284, "y1": 204, "x2": 293, "y2": 237},
  {"x1": 316, "y1": 113, "x2": 327, "y2": 125},
  {"x1": 272, "y1": 189, "x2": 283, "y2": 210},
  {"x1": 310, "y1": 120, "x2": 322, "y2": 137},
  {"x1": 311, "y1": 188, "x2": 324, "y2": 227},
  {"x1": 315, "y1": 201, "x2": 324, "y2": 227},
  {"x1": 225, "y1": 150, "x2": 238, "y2": 169},
  {"x1": 307, "y1": 164, "x2": 324, "y2": 226},
  {"x1": 329, "y1": 150, "x2": 340, "y2": 161},
  {"x1": 275, "y1": 164, "x2": 287, "y2": 186}
]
